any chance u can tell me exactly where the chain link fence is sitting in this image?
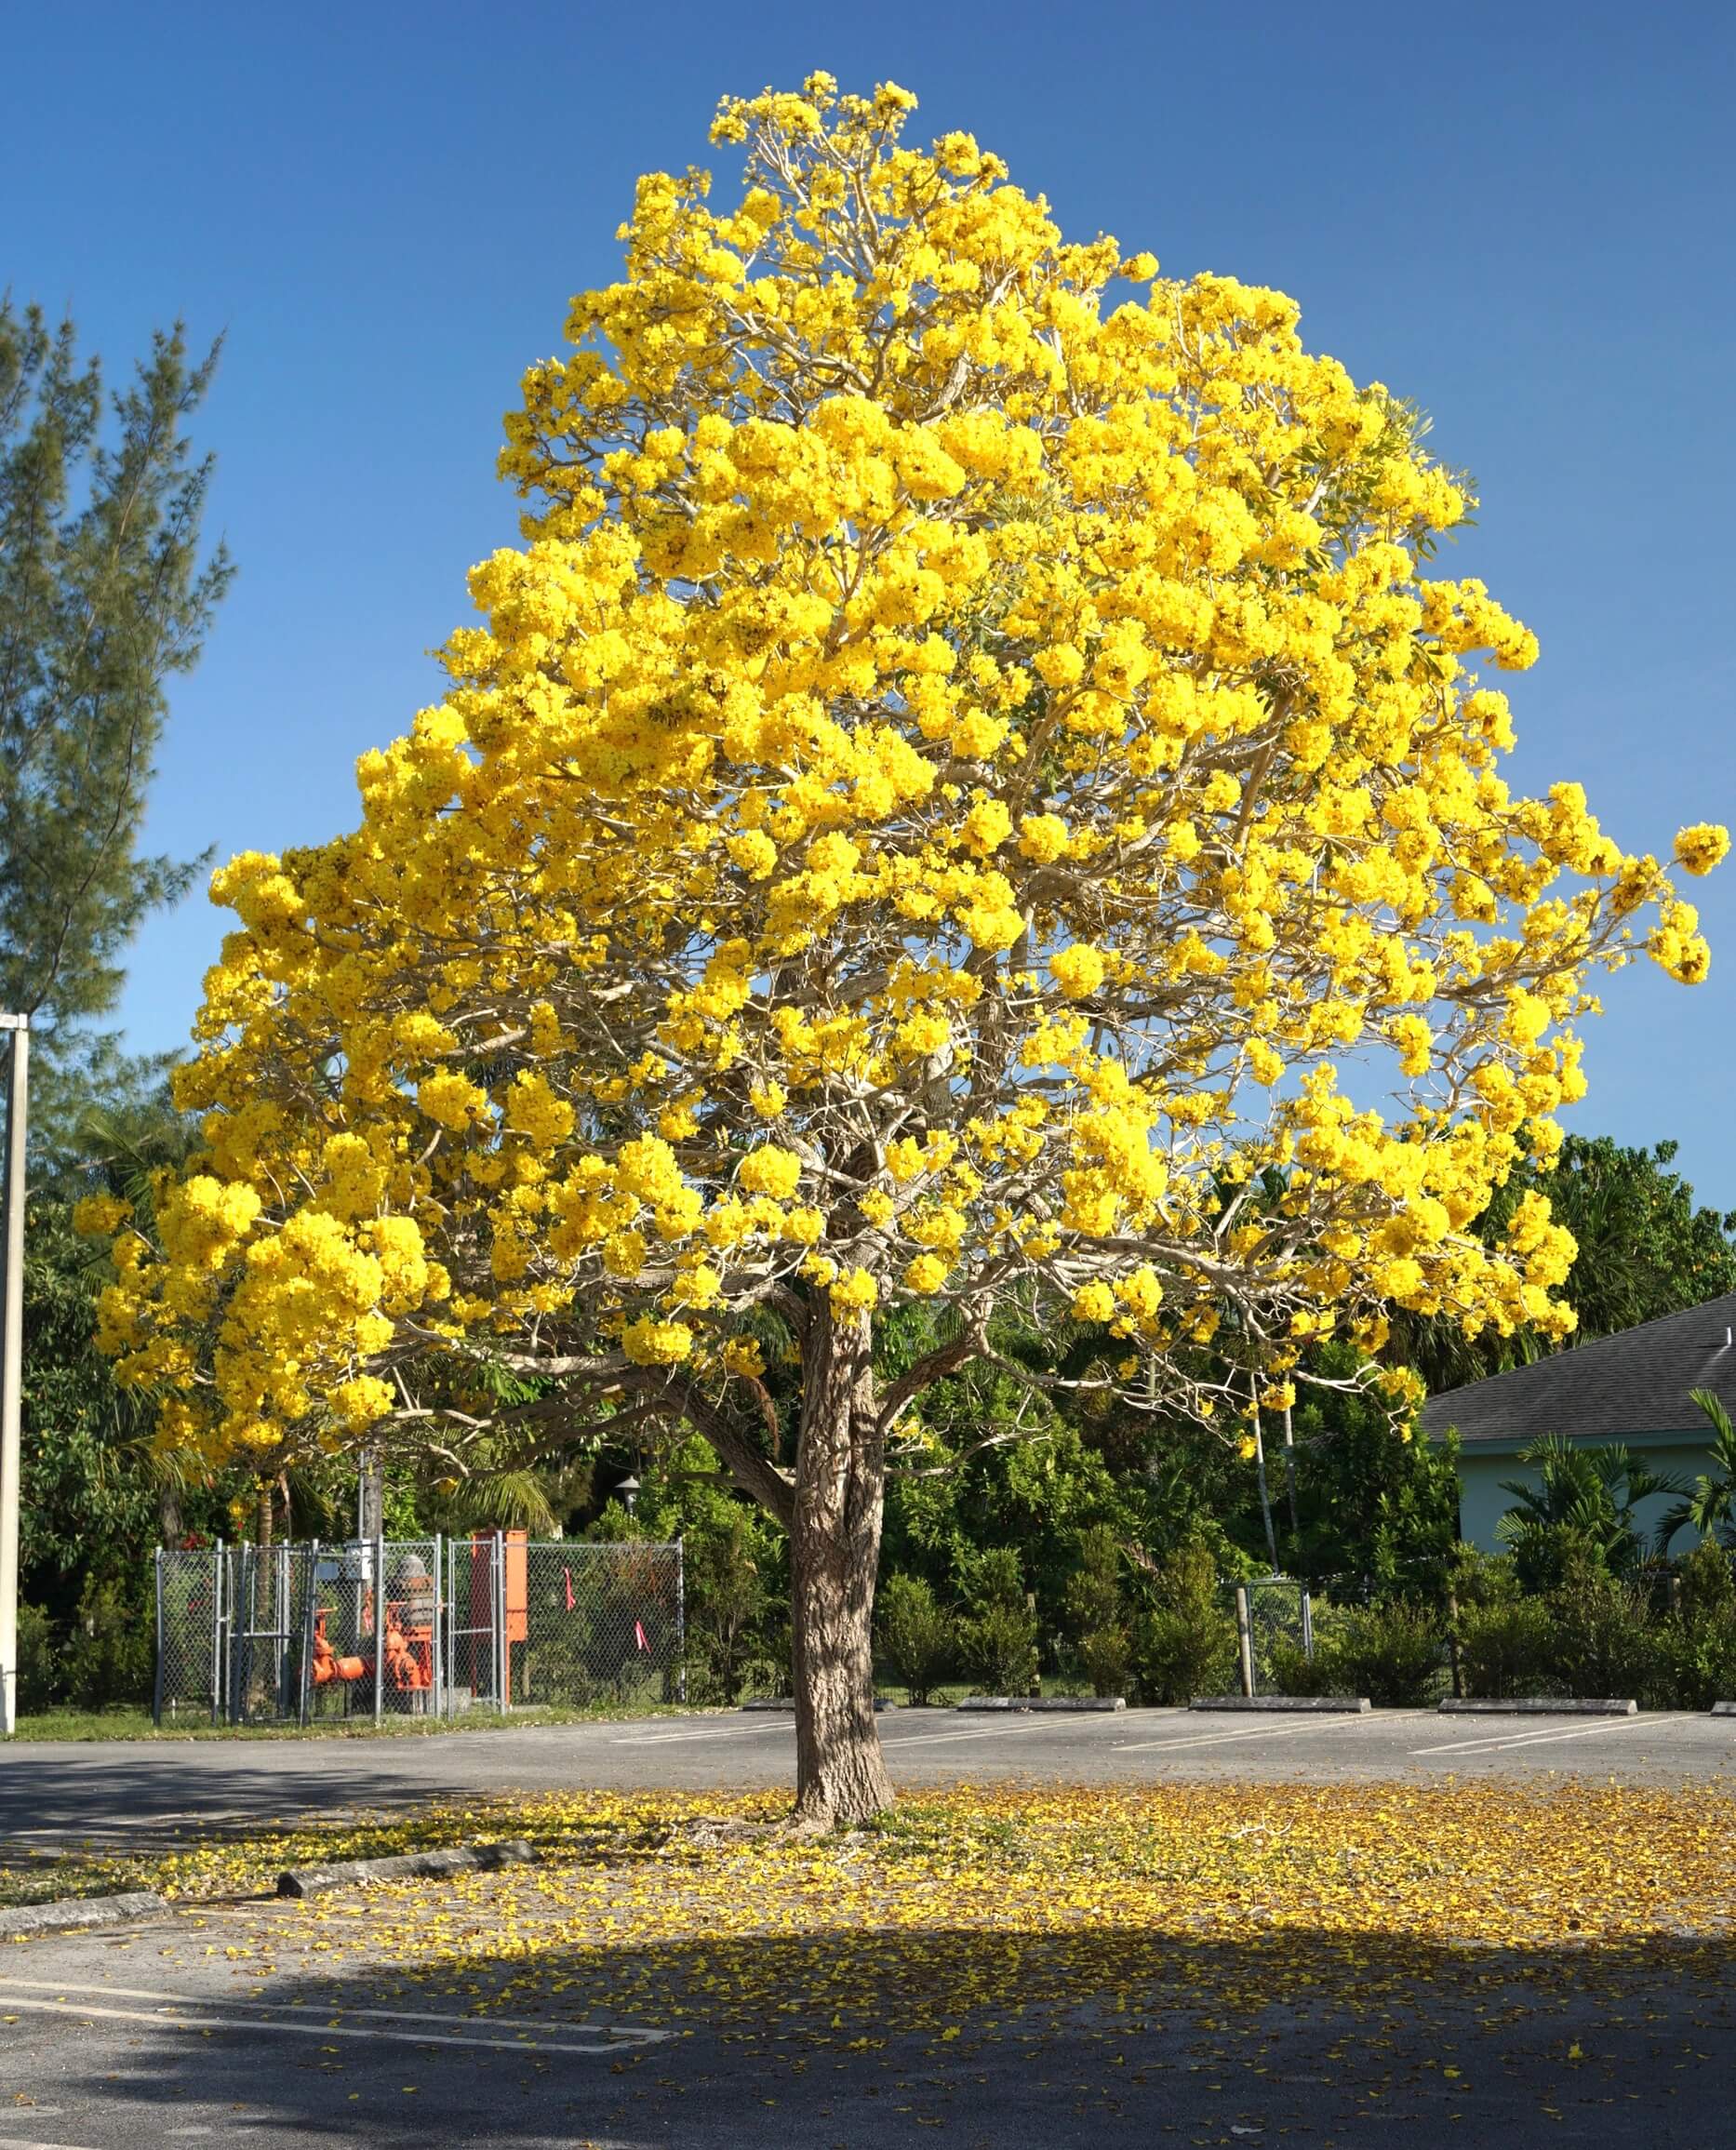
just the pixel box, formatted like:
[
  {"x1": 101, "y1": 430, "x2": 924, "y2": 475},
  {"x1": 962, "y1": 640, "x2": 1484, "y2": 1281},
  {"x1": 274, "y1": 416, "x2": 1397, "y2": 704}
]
[
  {"x1": 1228, "y1": 1575, "x2": 1315, "y2": 1696},
  {"x1": 154, "y1": 1535, "x2": 684, "y2": 1728}
]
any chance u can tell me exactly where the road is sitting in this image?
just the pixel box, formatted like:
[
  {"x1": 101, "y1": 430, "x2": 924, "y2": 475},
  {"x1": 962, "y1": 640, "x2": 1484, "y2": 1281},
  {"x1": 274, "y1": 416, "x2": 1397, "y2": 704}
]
[
  {"x1": 8, "y1": 1703, "x2": 1736, "y2": 1847},
  {"x1": 6, "y1": 1707, "x2": 1736, "y2": 2147}
]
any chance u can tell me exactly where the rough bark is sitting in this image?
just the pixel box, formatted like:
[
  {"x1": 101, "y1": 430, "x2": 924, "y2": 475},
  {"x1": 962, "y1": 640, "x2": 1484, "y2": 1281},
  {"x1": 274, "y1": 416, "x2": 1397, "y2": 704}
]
[{"x1": 788, "y1": 1303, "x2": 894, "y2": 1825}]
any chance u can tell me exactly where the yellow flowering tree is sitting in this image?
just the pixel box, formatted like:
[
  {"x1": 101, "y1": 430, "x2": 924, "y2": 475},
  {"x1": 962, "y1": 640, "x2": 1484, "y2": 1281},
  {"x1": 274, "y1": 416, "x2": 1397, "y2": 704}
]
[{"x1": 85, "y1": 77, "x2": 1723, "y2": 1823}]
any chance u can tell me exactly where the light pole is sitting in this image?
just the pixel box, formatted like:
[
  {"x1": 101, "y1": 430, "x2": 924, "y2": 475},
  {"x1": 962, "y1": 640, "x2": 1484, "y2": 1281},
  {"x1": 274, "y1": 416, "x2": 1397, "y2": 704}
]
[{"x1": 0, "y1": 1015, "x2": 28, "y2": 1738}]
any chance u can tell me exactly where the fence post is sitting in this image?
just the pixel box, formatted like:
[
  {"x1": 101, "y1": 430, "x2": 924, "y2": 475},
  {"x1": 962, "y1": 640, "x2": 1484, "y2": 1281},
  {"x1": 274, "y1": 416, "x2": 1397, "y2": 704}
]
[
  {"x1": 675, "y1": 1536, "x2": 687, "y2": 1706},
  {"x1": 1235, "y1": 1582, "x2": 1255, "y2": 1698},
  {"x1": 300, "y1": 1539, "x2": 319, "y2": 1728},
  {"x1": 432, "y1": 1533, "x2": 444, "y2": 1722},
  {"x1": 495, "y1": 1531, "x2": 508, "y2": 1714},
  {"x1": 210, "y1": 1539, "x2": 225, "y2": 1726},
  {"x1": 1300, "y1": 1586, "x2": 1315, "y2": 1664},
  {"x1": 153, "y1": 1546, "x2": 165, "y2": 1728},
  {"x1": 372, "y1": 1533, "x2": 385, "y2": 1727},
  {"x1": 1447, "y1": 1588, "x2": 1463, "y2": 1701}
]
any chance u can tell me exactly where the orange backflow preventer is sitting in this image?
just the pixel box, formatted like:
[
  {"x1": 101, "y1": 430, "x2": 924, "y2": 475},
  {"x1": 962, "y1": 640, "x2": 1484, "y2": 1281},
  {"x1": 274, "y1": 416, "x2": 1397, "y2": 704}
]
[
  {"x1": 310, "y1": 1608, "x2": 366, "y2": 1687},
  {"x1": 310, "y1": 1603, "x2": 433, "y2": 1692}
]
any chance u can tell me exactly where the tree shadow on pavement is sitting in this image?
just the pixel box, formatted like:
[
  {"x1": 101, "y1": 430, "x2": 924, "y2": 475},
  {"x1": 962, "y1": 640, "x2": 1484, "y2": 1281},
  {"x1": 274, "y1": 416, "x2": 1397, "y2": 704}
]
[{"x1": 48, "y1": 1920, "x2": 1736, "y2": 2149}]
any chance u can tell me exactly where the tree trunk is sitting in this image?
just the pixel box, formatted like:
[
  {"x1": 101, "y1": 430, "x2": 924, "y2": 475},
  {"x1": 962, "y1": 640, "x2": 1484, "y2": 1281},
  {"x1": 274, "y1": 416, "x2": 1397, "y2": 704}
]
[{"x1": 789, "y1": 1303, "x2": 893, "y2": 1826}]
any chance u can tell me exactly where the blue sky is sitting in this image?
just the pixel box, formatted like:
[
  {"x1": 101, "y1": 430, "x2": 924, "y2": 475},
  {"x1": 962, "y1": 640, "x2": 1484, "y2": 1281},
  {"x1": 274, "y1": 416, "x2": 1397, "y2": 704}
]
[{"x1": 8, "y1": 0, "x2": 1735, "y2": 1204}]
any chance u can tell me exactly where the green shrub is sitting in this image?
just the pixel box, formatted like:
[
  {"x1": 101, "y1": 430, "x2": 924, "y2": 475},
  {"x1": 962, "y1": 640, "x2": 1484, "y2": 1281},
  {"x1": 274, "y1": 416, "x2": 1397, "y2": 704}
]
[
  {"x1": 1655, "y1": 1542, "x2": 1736, "y2": 1709},
  {"x1": 958, "y1": 1548, "x2": 1038, "y2": 1695},
  {"x1": 1272, "y1": 1598, "x2": 1446, "y2": 1706},
  {"x1": 1062, "y1": 1526, "x2": 1132, "y2": 1698},
  {"x1": 17, "y1": 1601, "x2": 61, "y2": 1715},
  {"x1": 1132, "y1": 1540, "x2": 1236, "y2": 1703},
  {"x1": 1542, "y1": 1551, "x2": 1663, "y2": 1702},
  {"x1": 1456, "y1": 1593, "x2": 1557, "y2": 1698},
  {"x1": 1079, "y1": 1623, "x2": 1133, "y2": 1698},
  {"x1": 875, "y1": 1573, "x2": 955, "y2": 1705},
  {"x1": 682, "y1": 1513, "x2": 770, "y2": 1704},
  {"x1": 63, "y1": 1575, "x2": 153, "y2": 1710},
  {"x1": 1063, "y1": 1526, "x2": 1125, "y2": 1636}
]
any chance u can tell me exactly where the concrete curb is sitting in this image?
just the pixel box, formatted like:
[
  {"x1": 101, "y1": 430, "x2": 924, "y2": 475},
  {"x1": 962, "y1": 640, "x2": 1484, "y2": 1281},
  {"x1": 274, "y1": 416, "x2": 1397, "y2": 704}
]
[
  {"x1": 1710, "y1": 1702, "x2": 1736, "y2": 1716},
  {"x1": 4, "y1": 1891, "x2": 168, "y2": 1937},
  {"x1": 1190, "y1": 1695, "x2": 1371, "y2": 1714},
  {"x1": 741, "y1": 1698, "x2": 897, "y2": 1712},
  {"x1": 954, "y1": 1696, "x2": 1127, "y2": 1713},
  {"x1": 275, "y1": 1839, "x2": 536, "y2": 1900},
  {"x1": 1436, "y1": 1698, "x2": 1637, "y2": 1716}
]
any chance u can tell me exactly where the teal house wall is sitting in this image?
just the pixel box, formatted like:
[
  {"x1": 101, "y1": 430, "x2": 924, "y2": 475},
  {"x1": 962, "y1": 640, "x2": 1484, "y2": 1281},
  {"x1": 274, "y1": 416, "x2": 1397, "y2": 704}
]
[
  {"x1": 1453, "y1": 1430, "x2": 1713, "y2": 1554},
  {"x1": 1420, "y1": 1291, "x2": 1736, "y2": 1558}
]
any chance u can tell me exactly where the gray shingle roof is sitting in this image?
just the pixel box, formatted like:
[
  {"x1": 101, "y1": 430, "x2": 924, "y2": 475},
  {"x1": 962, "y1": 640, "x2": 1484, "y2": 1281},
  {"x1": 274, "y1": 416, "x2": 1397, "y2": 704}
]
[{"x1": 1419, "y1": 1289, "x2": 1736, "y2": 1446}]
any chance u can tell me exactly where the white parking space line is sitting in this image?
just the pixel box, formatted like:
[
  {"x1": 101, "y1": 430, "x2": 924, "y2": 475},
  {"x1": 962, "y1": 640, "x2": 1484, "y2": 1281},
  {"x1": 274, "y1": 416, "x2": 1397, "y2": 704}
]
[
  {"x1": 608, "y1": 1721, "x2": 795, "y2": 1747},
  {"x1": 1114, "y1": 1714, "x2": 1413, "y2": 1756},
  {"x1": 0, "y1": 1991, "x2": 666, "y2": 2057},
  {"x1": 0, "y1": 1976, "x2": 668, "y2": 2043},
  {"x1": 0, "y1": 2136, "x2": 100, "y2": 2150},
  {"x1": 9, "y1": 1809, "x2": 256, "y2": 1838},
  {"x1": 1411, "y1": 1717, "x2": 1648, "y2": 1758},
  {"x1": 880, "y1": 1723, "x2": 1071, "y2": 1751}
]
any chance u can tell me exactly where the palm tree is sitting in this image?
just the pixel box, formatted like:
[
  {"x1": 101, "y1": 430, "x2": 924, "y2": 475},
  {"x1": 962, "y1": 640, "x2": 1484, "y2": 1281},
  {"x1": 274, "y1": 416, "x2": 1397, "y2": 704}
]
[
  {"x1": 1652, "y1": 1389, "x2": 1736, "y2": 1555},
  {"x1": 1496, "y1": 1433, "x2": 1688, "y2": 1584}
]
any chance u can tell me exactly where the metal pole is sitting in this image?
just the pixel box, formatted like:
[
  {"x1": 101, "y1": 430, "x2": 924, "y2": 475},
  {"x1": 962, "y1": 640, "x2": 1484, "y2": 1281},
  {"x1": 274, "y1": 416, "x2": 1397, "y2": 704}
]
[
  {"x1": 432, "y1": 1534, "x2": 444, "y2": 1722},
  {"x1": 153, "y1": 1546, "x2": 165, "y2": 1728},
  {"x1": 1235, "y1": 1582, "x2": 1255, "y2": 1698},
  {"x1": 495, "y1": 1531, "x2": 507, "y2": 1714},
  {"x1": 675, "y1": 1536, "x2": 686, "y2": 1706},
  {"x1": 372, "y1": 1532, "x2": 384, "y2": 1727},
  {"x1": 300, "y1": 1538, "x2": 320, "y2": 1729},
  {"x1": 0, "y1": 1017, "x2": 28, "y2": 1738},
  {"x1": 211, "y1": 1539, "x2": 224, "y2": 1725}
]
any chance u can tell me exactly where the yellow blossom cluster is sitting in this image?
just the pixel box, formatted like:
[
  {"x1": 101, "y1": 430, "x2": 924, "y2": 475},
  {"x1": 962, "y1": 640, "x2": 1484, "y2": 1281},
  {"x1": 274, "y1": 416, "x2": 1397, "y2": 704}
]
[{"x1": 84, "y1": 73, "x2": 1720, "y2": 1475}]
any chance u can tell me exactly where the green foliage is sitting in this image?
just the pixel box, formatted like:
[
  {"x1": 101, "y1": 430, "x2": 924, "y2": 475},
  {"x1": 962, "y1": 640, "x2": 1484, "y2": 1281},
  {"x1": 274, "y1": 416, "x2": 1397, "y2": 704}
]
[
  {"x1": 1390, "y1": 1135, "x2": 1736, "y2": 1391},
  {"x1": 1282, "y1": 1349, "x2": 1461, "y2": 1589},
  {"x1": 1496, "y1": 1435, "x2": 1688, "y2": 1589},
  {"x1": 1062, "y1": 1525, "x2": 1133, "y2": 1698},
  {"x1": 1454, "y1": 1594, "x2": 1557, "y2": 1699},
  {"x1": 1655, "y1": 1389, "x2": 1736, "y2": 1553},
  {"x1": 875, "y1": 1574, "x2": 955, "y2": 1705},
  {"x1": 615, "y1": 1436, "x2": 790, "y2": 1701},
  {"x1": 16, "y1": 1601, "x2": 60, "y2": 1714},
  {"x1": 1062, "y1": 1524, "x2": 1125, "y2": 1636},
  {"x1": 62, "y1": 1573, "x2": 154, "y2": 1710},
  {"x1": 1078, "y1": 1623, "x2": 1134, "y2": 1699},
  {"x1": 1131, "y1": 1539, "x2": 1237, "y2": 1704},
  {"x1": 676, "y1": 1511, "x2": 769, "y2": 1703},
  {"x1": 0, "y1": 301, "x2": 233, "y2": 1128},
  {"x1": 1656, "y1": 1542, "x2": 1736, "y2": 1709},
  {"x1": 1272, "y1": 1599, "x2": 1446, "y2": 1706},
  {"x1": 958, "y1": 1549, "x2": 1039, "y2": 1696},
  {"x1": 1539, "y1": 1550, "x2": 1664, "y2": 1703}
]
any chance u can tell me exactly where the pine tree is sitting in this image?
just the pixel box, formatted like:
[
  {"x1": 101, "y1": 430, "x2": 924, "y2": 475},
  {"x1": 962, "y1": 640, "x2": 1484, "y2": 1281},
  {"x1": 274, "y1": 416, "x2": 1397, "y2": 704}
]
[{"x1": 0, "y1": 300, "x2": 234, "y2": 1137}]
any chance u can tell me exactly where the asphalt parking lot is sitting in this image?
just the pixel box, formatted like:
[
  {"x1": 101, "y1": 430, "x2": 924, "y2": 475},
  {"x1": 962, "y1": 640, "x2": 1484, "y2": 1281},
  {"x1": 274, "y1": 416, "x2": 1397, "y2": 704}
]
[
  {"x1": 7, "y1": 1709, "x2": 1736, "y2": 2148},
  {"x1": 7, "y1": 1703, "x2": 1736, "y2": 1850}
]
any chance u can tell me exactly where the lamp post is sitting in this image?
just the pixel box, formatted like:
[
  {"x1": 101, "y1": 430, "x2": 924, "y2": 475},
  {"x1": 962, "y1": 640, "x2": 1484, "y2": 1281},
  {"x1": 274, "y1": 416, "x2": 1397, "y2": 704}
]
[
  {"x1": 618, "y1": 1475, "x2": 640, "y2": 1516},
  {"x1": 0, "y1": 1015, "x2": 28, "y2": 1738}
]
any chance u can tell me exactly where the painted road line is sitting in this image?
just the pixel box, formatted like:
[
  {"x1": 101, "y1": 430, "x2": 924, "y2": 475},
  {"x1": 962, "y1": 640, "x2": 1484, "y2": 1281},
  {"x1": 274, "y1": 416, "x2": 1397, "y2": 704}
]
[
  {"x1": 0, "y1": 1994, "x2": 665, "y2": 2057},
  {"x1": 608, "y1": 1721, "x2": 795, "y2": 1747},
  {"x1": 0, "y1": 2137, "x2": 100, "y2": 2150},
  {"x1": 0, "y1": 1976, "x2": 672, "y2": 2043},
  {"x1": 878, "y1": 1723, "x2": 1073, "y2": 1751},
  {"x1": 1113, "y1": 1714, "x2": 1413, "y2": 1756},
  {"x1": 1411, "y1": 1717, "x2": 1649, "y2": 1758},
  {"x1": 8, "y1": 1809, "x2": 256, "y2": 1837}
]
